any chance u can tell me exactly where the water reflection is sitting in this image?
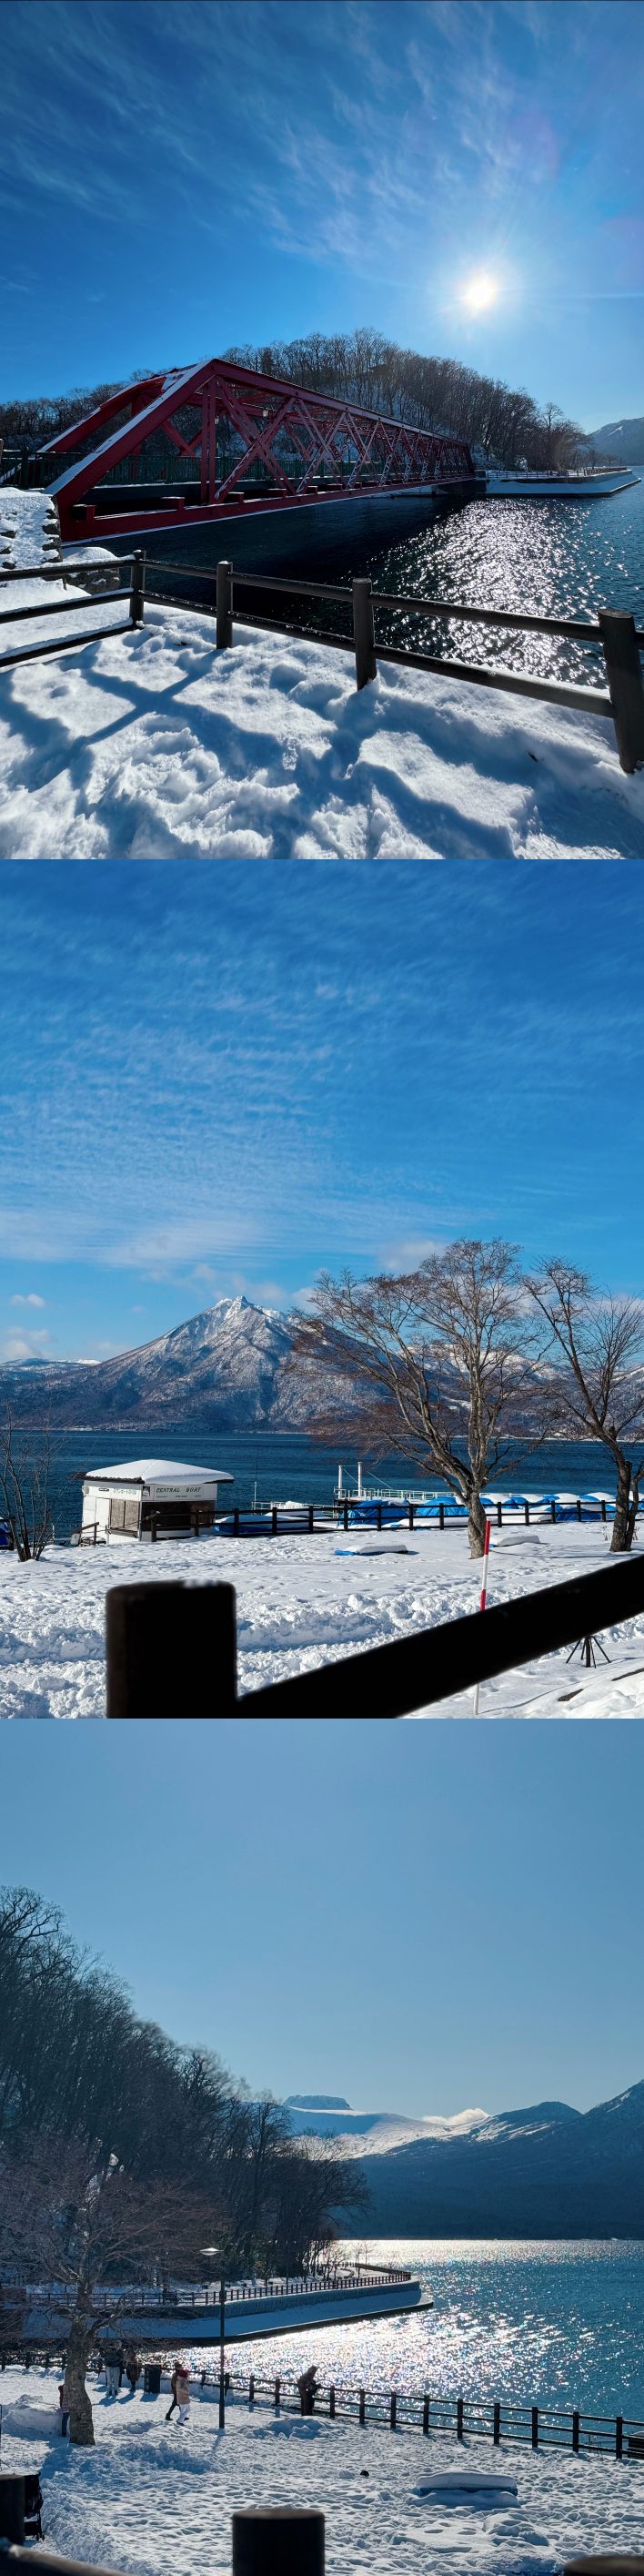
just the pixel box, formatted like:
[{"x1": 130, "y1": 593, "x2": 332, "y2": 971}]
[
  {"x1": 190, "y1": 2240, "x2": 644, "y2": 2419},
  {"x1": 282, "y1": 480, "x2": 644, "y2": 686}
]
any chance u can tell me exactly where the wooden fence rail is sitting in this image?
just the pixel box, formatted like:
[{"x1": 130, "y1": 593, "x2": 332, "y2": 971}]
[
  {"x1": 146, "y1": 555, "x2": 644, "y2": 773},
  {"x1": 105, "y1": 1548, "x2": 644, "y2": 1719},
  {"x1": 223, "y1": 2368, "x2": 644, "y2": 2459},
  {"x1": 0, "y1": 553, "x2": 144, "y2": 670},
  {"x1": 3, "y1": 547, "x2": 644, "y2": 768}
]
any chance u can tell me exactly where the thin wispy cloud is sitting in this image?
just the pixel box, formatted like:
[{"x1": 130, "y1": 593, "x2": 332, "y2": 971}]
[
  {"x1": 0, "y1": 862, "x2": 643, "y2": 1359},
  {"x1": 2, "y1": 0, "x2": 642, "y2": 421}
]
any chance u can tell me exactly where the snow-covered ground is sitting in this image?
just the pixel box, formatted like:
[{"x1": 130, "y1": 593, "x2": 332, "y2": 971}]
[
  {"x1": 2, "y1": 1522, "x2": 644, "y2": 1719},
  {"x1": 0, "y1": 492, "x2": 642, "y2": 859},
  {"x1": 2, "y1": 2365, "x2": 644, "y2": 2576}
]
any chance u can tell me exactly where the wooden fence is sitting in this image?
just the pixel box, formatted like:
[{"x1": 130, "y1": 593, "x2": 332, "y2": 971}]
[
  {"x1": 0, "y1": 553, "x2": 144, "y2": 669},
  {"x1": 224, "y1": 2368, "x2": 644, "y2": 2459},
  {"x1": 146, "y1": 554, "x2": 644, "y2": 774},
  {"x1": 105, "y1": 1547, "x2": 644, "y2": 1719},
  {"x1": 3, "y1": 543, "x2": 643, "y2": 770}
]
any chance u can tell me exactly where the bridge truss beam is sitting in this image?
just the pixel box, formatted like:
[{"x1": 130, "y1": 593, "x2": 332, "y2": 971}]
[{"x1": 42, "y1": 359, "x2": 475, "y2": 543}]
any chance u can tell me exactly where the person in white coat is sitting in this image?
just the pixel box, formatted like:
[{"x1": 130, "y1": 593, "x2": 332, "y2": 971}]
[{"x1": 176, "y1": 2359, "x2": 190, "y2": 2424}]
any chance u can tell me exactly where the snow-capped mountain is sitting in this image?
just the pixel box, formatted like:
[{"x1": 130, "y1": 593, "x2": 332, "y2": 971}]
[
  {"x1": 283, "y1": 2086, "x2": 644, "y2": 2234},
  {"x1": 0, "y1": 1296, "x2": 306, "y2": 1428}
]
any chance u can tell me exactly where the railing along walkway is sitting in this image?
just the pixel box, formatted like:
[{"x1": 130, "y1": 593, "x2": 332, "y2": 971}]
[
  {"x1": 105, "y1": 1548, "x2": 644, "y2": 1718},
  {"x1": 0, "y1": 553, "x2": 144, "y2": 668},
  {"x1": 152, "y1": 555, "x2": 644, "y2": 774},
  {"x1": 225, "y1": 2368, "x2": 644, "y2": 2459},
  {"x1": 3, "y1": 548, "x2": 643, "y2": 771}
]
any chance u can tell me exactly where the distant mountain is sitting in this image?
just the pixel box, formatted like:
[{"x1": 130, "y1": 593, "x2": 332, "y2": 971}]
[
  {"x1": 0, "y1": 1296, "x2": 308, "y2": 1429},
  {"x1": 284, "y1": 2100, "x2": 496, "y2": 2153},
  {"x1": 585, "y1": 416, "x2": 644, "y2": 466},
  {"x1": 318, "y1": 2082, "x2": 644, "y2": 2236}
]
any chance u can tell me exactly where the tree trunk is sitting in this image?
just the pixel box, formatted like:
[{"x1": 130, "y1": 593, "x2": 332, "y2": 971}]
[
  {"x1": 65, "y1": 2312, "x2": 95, "y2": 2447},
  {"x1": 468, "y1": 1492, "x2": 488, "y2": 1557},
  {"x1": 611, "y1": 1463, "x2": 635, "y2": 1553}
]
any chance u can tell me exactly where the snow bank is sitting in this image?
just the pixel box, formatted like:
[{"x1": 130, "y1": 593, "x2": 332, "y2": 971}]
[
  {"x1": 2, "y1": 1522, "x2": 644, "y2": 1719},
  {"x1": 1, "y1": 2367, "x2": 644, "y2": 2576},
  {"x1": 0, "y1": 2394, "x2": 61, "y2": 2438},
  {"x1": 0, "y1": 583, "x2": 642, "y2": 861},
  {"x1": 0, "y1": 487, "x2": 61, "y2": 569}
]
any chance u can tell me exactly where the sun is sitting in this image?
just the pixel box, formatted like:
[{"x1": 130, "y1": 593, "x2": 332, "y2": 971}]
[{"x1": 460, "y1": 272, "x2": 498, "y2": 315}]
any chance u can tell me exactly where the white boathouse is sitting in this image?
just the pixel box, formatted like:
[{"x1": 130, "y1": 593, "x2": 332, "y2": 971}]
[{"x1": 81, "y1": 1457, "x2": 234, "y2": 1542}]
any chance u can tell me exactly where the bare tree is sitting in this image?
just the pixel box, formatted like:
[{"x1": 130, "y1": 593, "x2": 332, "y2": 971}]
[
  {"x1": 0, "y1": 2133, "x2": 219, "y2": 2444},
  {"x1": 291, "y1": 1240, "x2": 549, "y2": 1557},
  {"x1": 526, "y1": 1262, "x2": 644, "y2": 1551},
  {"x1": 0, "y1": 1411, "x2": 55, "y2": 1557}
]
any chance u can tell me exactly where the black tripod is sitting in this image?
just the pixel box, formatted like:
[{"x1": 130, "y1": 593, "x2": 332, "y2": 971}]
[{"x1": 565, "y1": 1634, "x2": 610, "y2": 1668}]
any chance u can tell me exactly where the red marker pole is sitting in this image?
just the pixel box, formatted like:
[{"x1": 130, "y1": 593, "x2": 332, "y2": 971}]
[{"x1": 472, "y1": 1516, "x2": 492, "y2": 1714}]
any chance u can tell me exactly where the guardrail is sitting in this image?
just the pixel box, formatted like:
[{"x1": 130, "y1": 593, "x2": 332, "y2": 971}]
[
  {"x1": 0, "y1": 553, "x2": 145, "y2": 669},
  {"x1": 4, "y1": 545, "x2": 643, "y2": 769},
  {"x1": 105, "y1": 1549, "x2": 644, "y2": 1719},
  {"x1": 10, "y1": 2268, "x2": 410, "y2": 2317},
  {"x1": 146, "y1": 555, "x2": 644, "y2": 774},
  {"x1": 222, "y1": 2368, "x2": 644, "y2": 2459},
  {"x1": 73, "y1": 1493, "x2": 629, "y2": 1546}
]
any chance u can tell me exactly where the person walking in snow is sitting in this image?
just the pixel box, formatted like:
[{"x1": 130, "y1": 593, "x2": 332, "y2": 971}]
[
  {"x1": 176, "y1": 2360, "x2": 190, "y2": 2424},
  {"x1": 166, "y1": 2364, "x2": 179, "y2": 2420},
  {"x1": 125, "y1": 2349, "x2": 141, "y2": 2393},
  {"x1": 297, "y1": 2365, "x2": 318, "y2": 2416}
]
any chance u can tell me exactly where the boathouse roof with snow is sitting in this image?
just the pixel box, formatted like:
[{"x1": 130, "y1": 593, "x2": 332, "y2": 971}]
[{"x1": 81, "y1": 1457, "x2": 233, "y2": 1541}]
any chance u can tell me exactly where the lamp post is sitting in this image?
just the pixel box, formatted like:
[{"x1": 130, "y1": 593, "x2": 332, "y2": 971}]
[{"x1": 202, "y1": 2246, "x2": 226, "y2": 2429}]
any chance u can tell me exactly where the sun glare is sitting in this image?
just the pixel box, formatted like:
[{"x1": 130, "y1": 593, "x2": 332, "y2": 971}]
[{"x1": 460, "y1": 272, "x2": 498, "y2": 315}]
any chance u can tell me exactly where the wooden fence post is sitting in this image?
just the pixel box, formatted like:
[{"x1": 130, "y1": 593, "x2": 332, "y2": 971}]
[
  {"x1": 308, "y1": 1506, "x2": 314, "y2": 1533},
  {"x1": 353, "y1": 579, "x2": 377, "y2": 688},
  {"x1": 358, "y1": 2388, "x2": 366, "y2": 2425},
  {"x1": 494, "y1": 2402, "x2": 500, "y2": 2445},
  {"x1": 599, "y1": 611, "x2": 644, "y2": 772},
  {"x1": 616, "y1": 2415, "x2": 623, "y2": 2459},
  {"x1": 274, "y1": 2377, "x2": 280, "y2": 2412},
  {"x1": 129, "y1": 549, "x2": 146, "y2": 627},
  {"x1": 329, "y1": 2383, "x2": 335, "y2": 2419},
  {"x1": 216, "y1": 559, "x2": 233, "y2": 650},
  {"x1": 106, "y1": 1579, "x2": 237, "y2": 1719},
  {"x1": 572, "y1": 2410, "x2": 579, "y2": 2453},
  {"x1": 249, "y1": 2373, "x2": 255, "y2": 2409},
  {"x1": 457, "y1": 2399, "x2": 464, "y2": 2441},
  {"x1": 233, "y1": 2510, "x2": 325, "y2": 2576},
  {"x1": 422, "y1": 2394, "x2": 429, "y2": 2436},
  {"x1": 389, "y1": 2392, "x2": 397, "y2": 2430},
  {"x1": 531, "y1": 2407, "x2": 538, "y2": 2449}
]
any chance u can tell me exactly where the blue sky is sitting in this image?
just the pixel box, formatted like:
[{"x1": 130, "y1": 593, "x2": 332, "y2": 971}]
[
  {"x1": 2, "y1": 0, "x2": 643, "y2": 429},
  {"x1": 1, "y1": 859, "x2": 644, "y2": 1364},
  {"x1": 1, "y1": 1715, "x2": 642, "y2": 2111}
]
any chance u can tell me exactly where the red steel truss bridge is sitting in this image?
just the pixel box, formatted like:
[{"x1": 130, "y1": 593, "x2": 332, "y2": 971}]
[{"x1": 41, "y1": 357, "x2": 477, "y2": 545}]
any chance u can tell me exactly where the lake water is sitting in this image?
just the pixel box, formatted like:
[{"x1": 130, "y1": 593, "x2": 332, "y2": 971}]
[
  {"x1": 25, "y1": 1431, "x2": 625, "y2": 1544},
  {"x1": 150, "y1": 471, "x2": 644, "y2": 689},
  {"x1": 198, "y1": 2241, "x2": 644, "y2": 2421}
]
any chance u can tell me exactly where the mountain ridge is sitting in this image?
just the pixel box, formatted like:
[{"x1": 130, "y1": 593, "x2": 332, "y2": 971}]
[
  {"x1": 0, "y1": 1295, "x2": 308, "y2": 1429},
  {"x1": 281, "y1": 2084, "x2": 644, "y2": 2234},
  {"x1": 585, "y1": 415, "x2": 644, "y2": 465}
]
